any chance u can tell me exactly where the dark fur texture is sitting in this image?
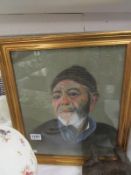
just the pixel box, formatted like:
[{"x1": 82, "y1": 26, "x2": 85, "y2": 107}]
[{"x1": 82, "y1": 147, "x2": 131, "y2": 175}]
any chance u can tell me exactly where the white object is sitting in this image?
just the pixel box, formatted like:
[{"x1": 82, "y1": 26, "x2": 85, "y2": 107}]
[
  {"x1": 0, "y1": 95, "x2": 12, "y2": 126},
  {"x1": 38, "y1": 164, "x2": 82, "y2": 175},
  {"x1": 0, "y1": 125, "x2": 37, "y2": 175}
]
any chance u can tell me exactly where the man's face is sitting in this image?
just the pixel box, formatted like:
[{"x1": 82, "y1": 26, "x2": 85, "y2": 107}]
[{"x1": 52, "y1": 80, "x2": 91, "y2": 124}]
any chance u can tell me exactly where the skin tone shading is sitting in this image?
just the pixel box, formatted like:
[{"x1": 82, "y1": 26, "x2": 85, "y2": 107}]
[{"x1": 51, "y1": 80, "x2": 98, "y2": 130}]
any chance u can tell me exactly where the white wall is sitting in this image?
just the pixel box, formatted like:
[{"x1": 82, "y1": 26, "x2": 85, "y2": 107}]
[
  {"x1": 0, "y1": 13, "x2": 131, "y2": 36},
  {"x1": 0, "y1": 13, "x2": 131, "y2": 174}
]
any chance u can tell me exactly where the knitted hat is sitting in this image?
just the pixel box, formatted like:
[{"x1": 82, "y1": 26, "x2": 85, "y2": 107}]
[{"x1": 51, "y1": 65, "x2": 98, "y2": 95}]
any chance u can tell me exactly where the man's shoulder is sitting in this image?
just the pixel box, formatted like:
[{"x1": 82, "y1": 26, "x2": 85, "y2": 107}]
[
  {"x1": 93, "y1": 122, "x2": 117, "y2": 142},
  {"x1": 96, "y1": 122, "x2": 117, "y2": 132},
  {"x1": 34, "y1": 119, "x2": 59, "y2": 133},
  {"x1": 83, "y1": 122, "x2": 117, "y2": 150}
]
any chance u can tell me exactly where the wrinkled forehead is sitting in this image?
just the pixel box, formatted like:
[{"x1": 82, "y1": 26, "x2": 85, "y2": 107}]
[{"x1": 52, "y1": 79, "x2": 88, "y2": 92}]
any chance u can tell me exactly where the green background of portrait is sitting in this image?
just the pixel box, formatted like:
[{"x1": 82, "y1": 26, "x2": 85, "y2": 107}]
[{"x1": 12, "y1": 45, "x2": 126, "y2": 135}]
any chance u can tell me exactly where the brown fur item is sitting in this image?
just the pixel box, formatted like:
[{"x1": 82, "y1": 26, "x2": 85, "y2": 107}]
[{"x1": 82, "y1": 147, "x2": 131, "y2": 175}]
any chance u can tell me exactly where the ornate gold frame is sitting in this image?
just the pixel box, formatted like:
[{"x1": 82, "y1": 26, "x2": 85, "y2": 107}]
[{"x1": 0, "y1": 31, "x2": 131, "y2": 165}]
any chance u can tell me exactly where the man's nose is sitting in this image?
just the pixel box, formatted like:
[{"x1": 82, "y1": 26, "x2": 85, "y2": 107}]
[{"x1": 61, "y1": 95, "x2": 70, "y2": 104}]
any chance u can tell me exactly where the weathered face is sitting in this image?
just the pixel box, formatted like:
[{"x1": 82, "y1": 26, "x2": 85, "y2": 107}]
[{"x1": 51, "y1": 80, "x2": 92, "y2": 123}]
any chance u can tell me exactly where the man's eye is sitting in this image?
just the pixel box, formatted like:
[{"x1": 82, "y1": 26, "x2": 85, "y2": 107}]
[
  {"x1": 52, "y1": 94, "x2": 61, "y2": 100},
  {"x1": 68, "y1": 91, "x2": 80, "y2": 97}
]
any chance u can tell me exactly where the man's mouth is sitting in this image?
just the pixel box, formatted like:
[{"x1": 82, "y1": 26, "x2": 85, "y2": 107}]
[
  {"x1": 59, "y1": 110, "x2": 73, "y2": 113},
  {"x1": 59, "y1": 109, "x2": 74, "y2": 113},
  {"x1": 57, "y1": 106, "x2": 75, "y2": 113}
]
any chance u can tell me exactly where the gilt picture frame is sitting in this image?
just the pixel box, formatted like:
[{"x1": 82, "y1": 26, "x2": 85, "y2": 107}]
[{"x1": 0, "y1": 31, "x2": 131, "y2": 165}]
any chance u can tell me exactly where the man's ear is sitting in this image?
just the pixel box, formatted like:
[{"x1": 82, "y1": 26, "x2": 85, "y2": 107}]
[{"x1": 89, "y1": 95, "x2": 99, "y2": 112}]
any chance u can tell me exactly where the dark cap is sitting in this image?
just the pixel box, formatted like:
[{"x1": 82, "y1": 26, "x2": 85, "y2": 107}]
[{"x1": 51, "y1": 65, "x2": 99, "y2": 95}]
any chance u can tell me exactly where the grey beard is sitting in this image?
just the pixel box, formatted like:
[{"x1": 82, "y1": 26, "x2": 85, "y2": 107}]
[
  {"x1": 58, "y1": 112, "x2": 88, "y2": 131},
  {"x1": 75, "y1": 100, "x2": 90, "y2": 119},
  {"x1": 58, "y1": 96, "x2": 91, "y2": 128}
]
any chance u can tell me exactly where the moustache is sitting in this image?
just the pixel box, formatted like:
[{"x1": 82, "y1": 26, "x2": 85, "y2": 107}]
[{"x1": 57, "y1": 105, "x2": 76, "y2": 113}]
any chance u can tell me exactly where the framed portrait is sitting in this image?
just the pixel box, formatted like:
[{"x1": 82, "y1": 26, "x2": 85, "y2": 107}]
[{"x1": 0, "y1": 31, "x2": 131, "y2": 165}]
